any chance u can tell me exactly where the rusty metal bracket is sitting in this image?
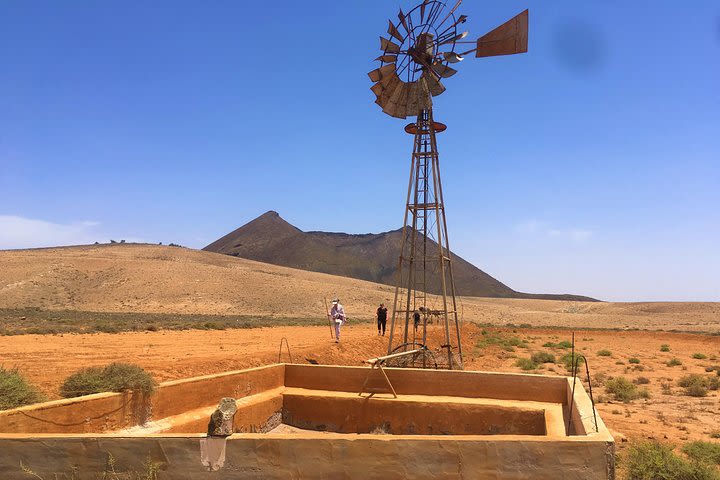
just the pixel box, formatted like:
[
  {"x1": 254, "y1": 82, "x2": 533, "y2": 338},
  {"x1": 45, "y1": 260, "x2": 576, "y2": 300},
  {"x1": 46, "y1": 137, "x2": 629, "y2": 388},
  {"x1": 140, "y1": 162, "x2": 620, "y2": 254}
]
[
  {"x1": 278, "y1": 337, "x2": 293, "y2": 364},
  {"x1": 358, "y1": 349, "x2": 425, "y2": 399}
]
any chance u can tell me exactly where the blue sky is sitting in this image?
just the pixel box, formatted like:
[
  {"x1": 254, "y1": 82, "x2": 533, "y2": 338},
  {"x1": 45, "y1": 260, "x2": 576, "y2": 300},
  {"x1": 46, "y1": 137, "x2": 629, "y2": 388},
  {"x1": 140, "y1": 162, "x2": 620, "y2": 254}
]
[{"x1": 1, "y1": 1, "x2": 718, "y2": 302}]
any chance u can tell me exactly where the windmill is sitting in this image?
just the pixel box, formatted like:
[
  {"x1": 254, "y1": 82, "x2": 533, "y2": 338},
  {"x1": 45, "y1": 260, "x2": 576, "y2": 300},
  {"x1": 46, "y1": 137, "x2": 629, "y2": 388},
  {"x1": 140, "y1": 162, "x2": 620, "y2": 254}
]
[{"x1": 369, "y1": 1, "x2": 528, "y2": 370}]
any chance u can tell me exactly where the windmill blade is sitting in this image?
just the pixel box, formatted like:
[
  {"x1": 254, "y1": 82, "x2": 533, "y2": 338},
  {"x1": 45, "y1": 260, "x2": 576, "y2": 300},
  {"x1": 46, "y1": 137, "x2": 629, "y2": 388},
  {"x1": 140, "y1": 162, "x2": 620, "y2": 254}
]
[
  {"x1": 442, "y1": 52, "x2": 464, "y2": 63},
  {"x1": 380, "y1": 36, "x2": 401, "y2": 54},
  {"x1": 380, "y1": 72, "x2": 401, "y2": 98},
  {"x1": 405, "y1": 82, "x2": 420, "y2": 117},
  {"x1": 423, "y1": 71, "x2": 446, "y2": 97},
  {"x1": 385, "y1": 82, "x2": 409, "y2": 118},
  {"x1": 420, "y1": 0, "x2": 429, "y2": 23},
  {"x1": 370, "y1": 82, "x2": 384, "y2": 98},
  {"x1": 418, "y1": 77, "x2": 433, "y2": 110},
  {"x1": 375, "y1": 54, "x2": 397, "y2": 63},
  {"x1": 381, "y1": 79, "x2": 407, "y2": 118},
  {"x1": 387, "y1": 20, "x2": 404, "y2": 43},
  {"x1": 432, "y1": 62, "x2": 458, "y2": 78},
  {"x1": 398, "y1": 8, "x2": 409, "y2": 34},
  {"x1": 475, "y1": 9, "x2": 528, "y2": 58},
  {"x1": 367, "y1": 63, "x2": 396, "y2": 82}
]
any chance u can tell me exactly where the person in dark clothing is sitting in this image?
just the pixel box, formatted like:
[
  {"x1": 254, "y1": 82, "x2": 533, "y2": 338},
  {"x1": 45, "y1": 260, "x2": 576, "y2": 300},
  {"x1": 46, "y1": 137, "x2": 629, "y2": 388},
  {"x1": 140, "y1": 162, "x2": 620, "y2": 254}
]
[
  {"x1": 413, "y1": 310, "x2": 421, "y2": 331},
  {"x1": 376, "y1": 303, "x2": 388, "y2": 335}
]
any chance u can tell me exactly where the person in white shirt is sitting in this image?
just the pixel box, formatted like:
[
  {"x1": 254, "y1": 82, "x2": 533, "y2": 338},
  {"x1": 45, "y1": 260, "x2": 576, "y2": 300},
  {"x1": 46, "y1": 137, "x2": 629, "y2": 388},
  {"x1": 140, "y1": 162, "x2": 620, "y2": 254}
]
[{"x1": 329, "y1": 298, "x2": 346, "y2": 343}]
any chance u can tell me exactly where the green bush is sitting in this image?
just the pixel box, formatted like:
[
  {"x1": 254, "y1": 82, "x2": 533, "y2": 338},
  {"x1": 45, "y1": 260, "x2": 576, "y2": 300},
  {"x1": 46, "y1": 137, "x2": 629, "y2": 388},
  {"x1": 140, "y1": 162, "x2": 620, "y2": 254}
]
[
  {"x1": 660, "y1": 344, "x2": 671, "y2": 352},
  {"x1": 682, "y1": 441, "x2": 720, "y2": 465},
  {"x1": 605, "y1": 376, "x2": 650, "y2": 403},
  {"x1": 60, "y1": 363, "x2": 157, "y2": 398},
  {"x1": 666, "y1": 358, "x2": 683, "y2": 367},
  {"x1": 677, "y1": 374, "x2": 720, "y2": 398},
  {"x1": 515, "y1": 358, "x2": 538, "y2": 371},
  {"x1": 623, "y1": 441, "x2": 720, "y2": 480},
  {"x1": 560, "y1": 352, "x2": 585, "y2": 372},
  {"x1": 476, "y1": 333, "x2": 528, "y2": 352},
  {"x1": 693, "y1": 353, "x2": 708, "y2": 360},
  {"x1": 530, "y1": 351, "x2": 556, "y2": 364},
  {"x1": 0, "y1": 367, "x2": 46, "y2": 410},
  {"x1": 542, "y1": 340, "x2": 573, "y2": 349},
  {"x1": 629, "y1": 357, "x2": 641, "y2": 364},
  {"x1": 597, "y1": 349, "x2": 612, "y2": 357}
]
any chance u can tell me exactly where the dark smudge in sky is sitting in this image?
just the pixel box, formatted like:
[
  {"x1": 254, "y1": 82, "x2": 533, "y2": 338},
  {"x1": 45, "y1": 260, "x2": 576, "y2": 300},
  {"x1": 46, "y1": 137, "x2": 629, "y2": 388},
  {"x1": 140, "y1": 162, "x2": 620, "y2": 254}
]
[{"x1": 551, "y1": 19, "x2": 607, "y2": 75}]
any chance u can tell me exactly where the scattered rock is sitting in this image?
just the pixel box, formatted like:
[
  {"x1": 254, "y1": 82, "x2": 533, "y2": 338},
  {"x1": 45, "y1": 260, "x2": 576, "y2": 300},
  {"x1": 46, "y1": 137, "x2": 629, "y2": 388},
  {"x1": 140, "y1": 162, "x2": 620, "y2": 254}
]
[{"x1": 207, "y1": 398, "x2": 237, "y2": 436}]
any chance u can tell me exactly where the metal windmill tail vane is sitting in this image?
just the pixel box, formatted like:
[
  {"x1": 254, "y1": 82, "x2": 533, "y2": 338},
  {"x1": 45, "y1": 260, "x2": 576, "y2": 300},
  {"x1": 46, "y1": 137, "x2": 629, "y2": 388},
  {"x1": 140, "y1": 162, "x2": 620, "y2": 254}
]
[{"x1": 368, "y1": 1, "x2": 528, "y2": 370}]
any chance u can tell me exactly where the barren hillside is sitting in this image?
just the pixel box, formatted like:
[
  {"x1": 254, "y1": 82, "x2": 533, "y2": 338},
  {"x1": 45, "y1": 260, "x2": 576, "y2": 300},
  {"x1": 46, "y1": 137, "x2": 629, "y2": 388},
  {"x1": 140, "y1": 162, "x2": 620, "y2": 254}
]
[{"x1": 0, "y1": 244, "x2": 718, "y2": 331}]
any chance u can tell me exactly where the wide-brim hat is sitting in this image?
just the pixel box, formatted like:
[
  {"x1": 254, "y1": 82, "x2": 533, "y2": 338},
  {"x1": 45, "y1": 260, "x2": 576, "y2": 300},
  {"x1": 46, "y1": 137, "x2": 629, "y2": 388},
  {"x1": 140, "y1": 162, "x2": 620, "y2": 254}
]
[{"x1": 331, "y1": 298, "x2": 339, "y2": 304}]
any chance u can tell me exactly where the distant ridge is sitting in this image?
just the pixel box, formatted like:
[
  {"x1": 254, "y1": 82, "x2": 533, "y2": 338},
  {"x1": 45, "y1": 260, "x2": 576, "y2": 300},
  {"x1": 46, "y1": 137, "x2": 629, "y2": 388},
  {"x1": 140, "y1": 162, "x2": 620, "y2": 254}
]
[{"x1": 204, "y1": 211, "x2": 598, "y2": 302}]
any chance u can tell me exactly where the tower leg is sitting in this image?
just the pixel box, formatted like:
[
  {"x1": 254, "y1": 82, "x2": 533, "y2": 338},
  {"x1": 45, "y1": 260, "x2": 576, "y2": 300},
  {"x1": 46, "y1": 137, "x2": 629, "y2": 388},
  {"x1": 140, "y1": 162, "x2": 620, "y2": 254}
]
[{"x1": 388, "y1": 109, "x2": 462, "y2": 369}]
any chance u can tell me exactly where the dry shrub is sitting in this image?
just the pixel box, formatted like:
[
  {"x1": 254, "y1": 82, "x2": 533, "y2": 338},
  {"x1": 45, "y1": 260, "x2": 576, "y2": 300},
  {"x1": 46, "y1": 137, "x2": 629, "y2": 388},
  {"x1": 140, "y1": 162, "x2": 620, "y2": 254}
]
[
  {"x1": 515, "y1": 358, "x2": 538, "y2": 370},
  {"x1": 561, "y1": 352, "x2": 584, "y2": 372},
  {"x1": 530, "y1": 351, "x2": 555, "y2": 364},
  {"x1": 60, "y1": 363, "x2": 157, "y2": 398},
  {"x1": 677, "y1": 374, "x2": 720, "y2": 398},
  {"x1": 605, "y1": 376, "x2": 650, "y2": 403},
  {"x1": 682, "y1": 441, "x2": 720, "y2": 466},
  {"x1": 623, "y1": 441, "x2": 720, "y2": 480},
  {"x1": 0, "y1": 366, "x2": 45, "y2": 410}
]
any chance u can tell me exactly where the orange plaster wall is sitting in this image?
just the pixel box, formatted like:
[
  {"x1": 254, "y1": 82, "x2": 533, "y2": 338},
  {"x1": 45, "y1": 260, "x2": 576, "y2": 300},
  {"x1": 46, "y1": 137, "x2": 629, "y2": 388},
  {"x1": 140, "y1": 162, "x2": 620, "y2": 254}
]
[
  {"x1": 151, "y1": 364, "x2": 284, "y2": 419},
  {"x1": 284, "y1": 364, "x2": 569, "y2": 404},
  {"x1": 281, "y1": 393, "x2": 546, "y2": 435},
  {"x1": 0, "y1": 364, "x2": 285, "y2": 435},
  {"x1": 0, "y1": 392, "x2": 142, "y2": 434}
]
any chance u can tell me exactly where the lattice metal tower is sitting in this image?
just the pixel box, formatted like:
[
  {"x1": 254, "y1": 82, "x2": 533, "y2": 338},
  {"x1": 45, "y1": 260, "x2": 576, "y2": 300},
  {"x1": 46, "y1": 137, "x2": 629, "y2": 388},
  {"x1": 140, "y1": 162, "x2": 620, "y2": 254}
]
[{"x1": 368, "y1": 1, "x2": 529, "y2": 369}]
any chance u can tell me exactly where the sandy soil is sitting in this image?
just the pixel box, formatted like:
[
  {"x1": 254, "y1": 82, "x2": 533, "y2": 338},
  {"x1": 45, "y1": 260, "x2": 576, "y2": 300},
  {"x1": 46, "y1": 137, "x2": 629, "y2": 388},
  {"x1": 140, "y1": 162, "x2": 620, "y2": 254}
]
[{"x1": 1, "y1": 244, "x2": 718, "y2": 332}]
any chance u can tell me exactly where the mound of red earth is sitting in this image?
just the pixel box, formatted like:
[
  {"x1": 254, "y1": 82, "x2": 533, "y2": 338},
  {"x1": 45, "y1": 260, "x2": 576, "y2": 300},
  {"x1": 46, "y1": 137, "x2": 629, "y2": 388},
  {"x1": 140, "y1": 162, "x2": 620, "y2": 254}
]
[{"x1": 204, "y1": 211, "x2": 596, "y2": 301}]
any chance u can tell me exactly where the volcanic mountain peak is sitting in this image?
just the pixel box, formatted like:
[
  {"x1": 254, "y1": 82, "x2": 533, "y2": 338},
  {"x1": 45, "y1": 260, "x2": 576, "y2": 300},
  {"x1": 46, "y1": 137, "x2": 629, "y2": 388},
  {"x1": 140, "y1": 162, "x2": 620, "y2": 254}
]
[
  {"x1": 203, "y1": 211, "x2": 300, "y2": 254},
  {"x1": 203, "y1": 211, "x2": 597, "y2": 302}
]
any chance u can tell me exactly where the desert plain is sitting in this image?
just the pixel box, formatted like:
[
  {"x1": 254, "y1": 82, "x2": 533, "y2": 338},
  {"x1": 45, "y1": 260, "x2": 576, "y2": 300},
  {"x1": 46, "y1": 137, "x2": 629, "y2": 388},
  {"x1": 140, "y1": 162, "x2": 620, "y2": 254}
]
[{"x1": 1, "y1": 243, "x2": 719, "y2": 459}]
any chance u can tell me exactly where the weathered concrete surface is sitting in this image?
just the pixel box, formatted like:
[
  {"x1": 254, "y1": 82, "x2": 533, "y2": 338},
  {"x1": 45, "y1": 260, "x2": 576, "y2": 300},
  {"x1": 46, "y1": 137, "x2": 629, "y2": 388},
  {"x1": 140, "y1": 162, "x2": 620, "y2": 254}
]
[
  {"x1": 0, "y1": 434, "x2": 614, "y2": 479},
  {"x1": 282, "y1": 388, "x2": 549, "y2": 435},
  {"x1": 0, "y1": 391, "x2": 140, "y2": 434},
  {"x1": 0, "y1": 363, "x2": 614, "y2": 478},
  {"x1": 285, "y1": 364, "x2": 569, "y2": 404}
]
